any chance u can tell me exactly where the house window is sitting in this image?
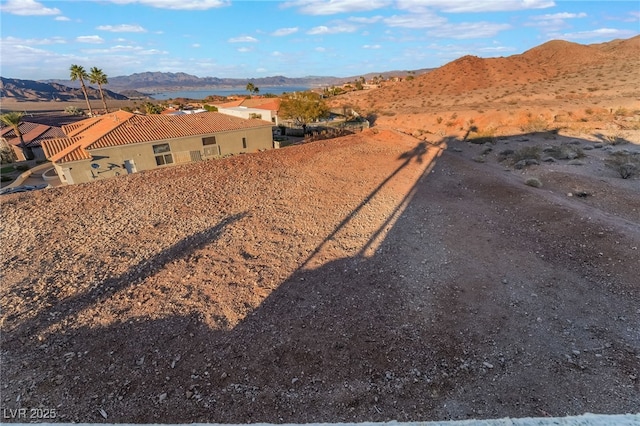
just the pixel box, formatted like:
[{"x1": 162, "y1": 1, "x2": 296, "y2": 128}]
[
  {"x1": 153, "y1": 143, "x2": 173, "y2": 166},
  {"x1": 202, "y1": 136, "x2": 216, "y2": 145},
  {"x1": 242, "y1": 137, "x2": 247, "y2": 149}
]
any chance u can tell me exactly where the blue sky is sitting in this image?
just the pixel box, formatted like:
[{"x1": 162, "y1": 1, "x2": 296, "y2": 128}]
[{"x1": 0, "y1": 0, "x2": 638, "y2": 80}]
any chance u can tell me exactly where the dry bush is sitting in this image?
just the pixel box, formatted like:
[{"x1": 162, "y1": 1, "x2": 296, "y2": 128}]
[
  {"x1": 467, "y1": 127, "x2": 498, "y2": 145},
  {"x1": 542, "y1": 145, "x2": 585, "y2": 160},
  {"x1": 513, "y1": 146, "x2": 541, "y2": 162},
  {"x1": 605, "y1": 151, "x2": 640, "y2": 179},
  {"x1": 521, "y1": 116, "x2": 548, "y2": 133},
  {"x1": 603, "y1": 132, "x2": 628, "y2": 145},
  {"x1": 525, "y1": 177, "x2": 543, "y2": 188}
]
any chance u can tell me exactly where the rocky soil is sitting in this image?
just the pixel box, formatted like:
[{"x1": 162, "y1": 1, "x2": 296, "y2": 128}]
[{"x1": 1, "y1": 125, "x2": 639, "y2": 423}]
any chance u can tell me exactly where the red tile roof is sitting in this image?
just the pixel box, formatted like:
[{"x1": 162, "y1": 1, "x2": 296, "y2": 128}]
[
  {"x1": 41, "y1": 110, "x2": 272, "y2": 164},
  {"x1": 1, "y1": 121, "x2": 65, "y2": 148}
]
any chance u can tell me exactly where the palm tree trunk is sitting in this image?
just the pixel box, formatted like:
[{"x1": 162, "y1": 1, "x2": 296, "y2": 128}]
[
  {"x1": 17, "y1": 133, "x2": 33, "y2": 160},
  {"x1": 79, "y1": 79, "x2": 93, "y2": 116},
  {"x1": 98, "y1": 83, "x2": 108, "y2": 113}
]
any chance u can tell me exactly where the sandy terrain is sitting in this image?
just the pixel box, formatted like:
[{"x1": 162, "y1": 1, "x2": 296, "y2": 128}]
[{"x1": 1, "y1": 36, "x2": 639, "y2": 423}]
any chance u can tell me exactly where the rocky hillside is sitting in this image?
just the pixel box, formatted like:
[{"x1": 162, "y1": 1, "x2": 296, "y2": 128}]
[
  {"x1": 0, "y1": 77, "x2": 129, "y2": 102},
  {"x1": 330, "y1": 35, "x2": 640, "y2": 136}
]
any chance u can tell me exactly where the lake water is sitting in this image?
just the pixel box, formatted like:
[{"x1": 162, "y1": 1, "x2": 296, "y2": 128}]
[{"x1": 151, "y1": 86, "x2": 312, "y2": 100}]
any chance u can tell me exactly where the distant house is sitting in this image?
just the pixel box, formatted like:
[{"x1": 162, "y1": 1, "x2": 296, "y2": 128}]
[
  {"x1": 41, "y1": 110, "x2": 274, "y2": 185},
  {"x1": 213, "y1": 98, "x2": 281, "y2": 125},
  {"x1": 0, "y1": 121, "x2": 65, "y2": 161}
]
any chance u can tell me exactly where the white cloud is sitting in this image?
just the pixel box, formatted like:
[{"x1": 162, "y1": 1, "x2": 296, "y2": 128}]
[
  {"x1": 477, "y1": 45, "x2": 515, "y2": 53},
  {"x1": 528, "y1": 11, "x2": 588, "y2": 30},
  {"x1": 107, "y1": 0, "x2": 228, "y2": 10},
  {"x1": 428, "y1": 22, "x2": 512, "y2": 39},
  {"x1": 237, "y1": 47, "x2": 253, "y2": 53},
  {"x1": 192, "y1": 43, "x2": 201, "y2": 48},
  {"x1": 396, "y1": 0, "x2": 555, "y2": 13},
  {"x1": 2, "y1": 35, "x2": 66, "y2": 46},
  {"x1": 272, "y1": 27, "x2": 299, "y2": 36},
  {"x1": 315, "y1": 46, "x2": 326, "y2": 52},
  {"x1": 228, "y1": 36, "x2": 259, "y2": 43},
  {"x1": 0, "y1": 0, "x2": 61, "y2": 15},
  {"x1": 283, "y1": 0, "x2": 391, "y2": 15},
  {"x1": 272, "y1": 51, "x2": 283, "y2": 56},
  {"x1": 533, "y1": 12, "x2": 587, "y2": 20},
  {"x1": 138, "y1": 48, "x2": 166, "y2": 55},
  {"x1": 307, "y1": 24, "x2": 358, "y2": 34},
  {"x1": 363, "y1": 44, "x2": 381, "y2": 49},
  {"x1": 384, "y1": 13, "x2": 446, "y2": 28},
  {"x1": 96, "y1": 24, "x2": 147, "y2": 33},
  {"x1": 55, "y1": 16, "x2": 70, "y2": 21},
  {"x1": 76, "y1": 35, "x2": 105, "y2": 44},
  {"x1": 558, "y1": 27, "x2": 637, "y2": 40},
  {"x1": 349, "y1": 16, "x2": 383, "y2": 24}
]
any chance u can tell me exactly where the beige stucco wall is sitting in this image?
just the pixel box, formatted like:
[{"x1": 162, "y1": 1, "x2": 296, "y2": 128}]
[
  {"x1": 217, "y1": 107, "x2": 277, "y2": 125},
  {"x1": 53, "y1": 126, "x2": 273, "y2": 185}
]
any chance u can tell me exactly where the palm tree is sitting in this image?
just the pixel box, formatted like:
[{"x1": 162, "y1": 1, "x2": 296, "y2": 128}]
[
  {"x1": 246, "y1": 82, "x2": 255, "y2": 96},
  {"x1": 89, "y1": 67, "x2": 109, "y2": 113},
  {"x1": 70, "y1": 64, "x2": 93, "y2": 116},
  {"x1": 246, "y1": 82, "x2": 259, "y2": 96},
  {"x1": 0, "y1": 112, "x2": 33, "y2": 160}
]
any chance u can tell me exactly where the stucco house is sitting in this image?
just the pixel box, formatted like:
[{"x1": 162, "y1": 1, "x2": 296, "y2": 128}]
[
  {"x1": 213, "y1": 98, "x2": 281, "y2": 125},
  {"x1": 1, "y1": 121, "x2": 65, "y2": 161},
  {"x1": 41, "y1": 110, "x2": 274, "y2": 185}
]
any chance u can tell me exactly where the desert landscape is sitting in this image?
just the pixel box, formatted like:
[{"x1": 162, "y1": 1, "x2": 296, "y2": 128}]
[{"x1": 1, "y1": 36, "x2": 639, "y2": 423}]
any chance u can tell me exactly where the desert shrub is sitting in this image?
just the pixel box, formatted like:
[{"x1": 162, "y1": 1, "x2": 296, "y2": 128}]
[
  {"x1": 497, "y1": 149, "x2": 515, "y2": 162},
  {"x1": 0, "y1": 146, "x2": 17, "y2": 164},
  {"x1": 525, "y1": 177, "x2": 543, "y2": 188},
  {"x1": 605, "y1": 151, "x2": 640, "y2": 179},
  {"x1": 513, "y1": 146, "x2": 541, "y2": 163},
  {"x1": 436, "y1": 116, "x2": 443, "y2": 124},
  {"x1": 543, "y1": 145, "x2": 585, "y2": 160},
  {"x1": 603, "y1": 133, "x2": 628, "y2": 145},
  {"x1": 614, "y1": 107, "x2": 630, "y2": 117},
  {"x1": 64, "y1": 106, "x2": 84, "y2": 116},
  {"x1": 467, "y1": 127, "x2": 497, "y2": 145},
  {"x1": 521, "y1": 116, "x2": 548, "y2": 133}
]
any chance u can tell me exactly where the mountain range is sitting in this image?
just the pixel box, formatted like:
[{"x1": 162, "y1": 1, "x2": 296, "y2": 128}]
[
  {"x1": 0, "y1": 69, "x2": 432, "y2": 102},
  {"x1": 0, "y1": 77, "x2": 130, "y2": 102}
]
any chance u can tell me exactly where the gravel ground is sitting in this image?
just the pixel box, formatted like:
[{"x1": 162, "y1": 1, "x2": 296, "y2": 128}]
[{"x1": 1, "y1": 127, "x2": 638, "y2": 423}]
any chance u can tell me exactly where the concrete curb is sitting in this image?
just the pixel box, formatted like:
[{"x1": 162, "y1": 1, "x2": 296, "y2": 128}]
[{"x1": 6, "y1": 414, "x2": 640, "y2": 426}]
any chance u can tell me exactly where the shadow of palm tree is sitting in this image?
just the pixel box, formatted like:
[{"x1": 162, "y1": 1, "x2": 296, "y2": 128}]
[{"x1": 300, "y1": 141, "x2": 429, "y2": 269}]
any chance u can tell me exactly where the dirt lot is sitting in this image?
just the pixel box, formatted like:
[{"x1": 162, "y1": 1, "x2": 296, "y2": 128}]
[{"x1": 1, "y1": 124, "x2": 638, "y2": 423}]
